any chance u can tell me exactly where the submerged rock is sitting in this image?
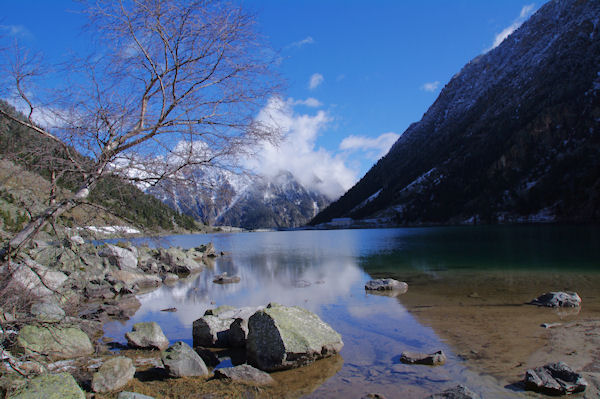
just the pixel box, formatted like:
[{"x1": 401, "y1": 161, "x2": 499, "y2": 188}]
[
  {"x1": 92, "y1": 356, "x2": 136, "y2": 393},
  {"x1": 246, "y1": 303, "x2": 343, "y2": 371},
  {"x1": 365, "y1": 278, "x2": 408, "y2": 293},
  {"x1": 9, "y1": 372, "x2": 85, "y2": 399},
  {"x1": 400, "y1": 350, "x2": 446, "y2": 366},
  {"x1": 528, "y1": 292, "x2": 581, "y2": 307},
  {"x1": 426, "y1": 385, "x2": 480, "y2": 398},
  {"x1": 524, "y1": 361, "x2": 587, "y2": 395},
  {"x1": 213, "y1": 364, "x2": 274, "y2": 385},
  {"x1": 212, "y1": 272, "x2": 240, "y2": 284},
  {"x1": 161, "y1": 341, "x2": 208, "y2": 377},
  {"x1": 17, "y1": 325, "x2": 93, "y2": 360},
  {"x1": 125, "y1": 322, "x2": 169, "y2": 350}
]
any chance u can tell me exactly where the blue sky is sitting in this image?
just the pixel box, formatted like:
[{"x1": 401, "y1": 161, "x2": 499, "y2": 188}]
[{"x1": 1, "y1": 0, "x2": 542, "y2": 199}]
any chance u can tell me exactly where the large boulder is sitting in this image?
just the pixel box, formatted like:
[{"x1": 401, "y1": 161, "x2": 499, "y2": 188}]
[
  {"x1": 8, "y1": 372, "x2": 85, "y2": 399},
  {"x1": 158, "y1": 247, "x2": 203, "y2": 274},
  {"x1": 161, "y1": 341, "x2": 209, "y2": 377},
  {"x1": 17, "y1": 325, "x2": 93, "y2": 360},
  {"x1": 192, "y1": 306, "x2": 263, "y2": 348},
  {"x1": 528, "y1": 292, "x2": 581, "y2": 308},
  {"x1": 246, "y1": 303, "x2": 343, "y2": 371},
  {"x1": 213, "y1": 364, "x2": 274, "y2": 385},
  {"x1": 524, "y1": 361, "x2": 587, "y2": 395},
  {"x1": 365, "y1": 278, "x2": 408, "y2": 293},
  {"x1": 7, "y1": 261, "x2": 68, "y2": 298},
  {"x1": 99, "y1": 244, "x2": 139, "y2": 271},
  {"x1": 125, "y1": 322, "x2": 169, "y2": 350},
  {"x1": 92, "y1": 356, "x2": 136, "y2": 393}
]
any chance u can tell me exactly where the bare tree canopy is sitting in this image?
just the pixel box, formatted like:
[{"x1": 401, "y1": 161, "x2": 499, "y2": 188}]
[{"x1": 0, "y1": 0, "x2": 281, "y2": 259}]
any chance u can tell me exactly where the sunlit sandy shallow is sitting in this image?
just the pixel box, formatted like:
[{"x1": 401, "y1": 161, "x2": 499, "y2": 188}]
[{"x1": 104, "y1": 226, "x2": 600, "y2": 398}]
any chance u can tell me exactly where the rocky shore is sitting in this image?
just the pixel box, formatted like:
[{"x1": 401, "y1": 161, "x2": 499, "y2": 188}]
[{"x1": 0, "y1": 238, "x2": 347, "y2": 398}]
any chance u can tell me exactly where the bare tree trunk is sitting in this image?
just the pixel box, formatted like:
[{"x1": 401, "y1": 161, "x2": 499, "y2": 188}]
[{"x1": 0, "y1": 176, "x2": 97, "y2": 262}]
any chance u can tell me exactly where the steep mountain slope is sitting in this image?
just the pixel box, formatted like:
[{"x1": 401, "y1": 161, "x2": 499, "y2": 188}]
[
  {"x1": 0, "y1": 101, "x2": 197, "y2": 233},
  {"x1": 149, "y1": 169, "x2": 330, "y2": 229},
  {"x1": 311, "y1": 0, "x2": 600, "y2": 226}
]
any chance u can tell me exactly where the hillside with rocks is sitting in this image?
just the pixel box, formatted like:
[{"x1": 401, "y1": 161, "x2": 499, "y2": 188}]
[{"x1": 311, "y1": 0, "x2": 600, "y2": 227}]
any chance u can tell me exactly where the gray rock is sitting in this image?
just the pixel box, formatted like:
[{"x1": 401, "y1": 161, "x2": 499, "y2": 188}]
[
  {"x1": 69, "y1": 235, "x2": 85, "y2": 245},
  {"x1": 192, "y1": 315, "x2": 233, "y2": 347},
  {"x1": 110, "y1": 270, "x2": 162, "y2": 290},
  {"x1": 8, "y1": 372, "x2": 85, "y2": 399},
  {"x1": 365, "y1": 278, "x2": 408, "y2": 292},
  {"x1": 427, "y1": 385, "x2": 480, "y2": 399},
  {"x1": 360, "y1": 395, "x2": 386, "y2": 399},
  {"x1": 194, "y1": 347, "x2": 221, "y2": 368},
  {"x1": 161, "y1": 341, "x2": 209, "y2": 377},
  {"x1": 159, "y1": 247, "x2": 203, "y2": 274},
  {"x1": 117, "y1": 392, "x2": 155, "y2": 399},
  {"x1": 99, "y1": 244, "x2": 139, "y2": 271},
  {"x1": 30, "y1": 302, "x2": 65, "y2": 322},
  {"x1": 400, "y1": 350, "x2": 446, "y2": 366},
  {"x1": 246, "y1": 303, "x2": 343, "y2": 371},
  {"x1": 92, "y1": 356, "x2": 136, "y2": 393},
  {"x1": 529, "y1": 292, "x2": 581, "y2": 307},
  {"x1": 7, "y1": 261, "x2": 68, "y2": 298},
  {"x1": 193, "y1": 306, "x2": 263, "y2": 348},
  {"x1": 163, "y1": 273, "x2": 179, "y2": 285},
  {"x1": 125, "y1": 322, "x2": 169, "y2": 350},
  {"x1": 212, "y1": 272, "x2": 240, "y2": 284},
  {"x1": 17, "y1": 325, "x2": 93, "y2": 360},
  {"x1": 524, "y1": 361, "x2": 587, "y2": 395},
  {"x1": 213, "y1": 364, "x2": 274, "y2": 385}
]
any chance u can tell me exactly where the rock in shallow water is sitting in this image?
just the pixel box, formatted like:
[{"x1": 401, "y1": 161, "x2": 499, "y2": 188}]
[
  {"x1": 161, "y1": 341, "x2": 208, "y2": 377},
  {"x1": 400, "y1": 350, "x2": 446, "y2": 366},
  {"x1": 246, "y1": 303, "x2": 343, "y2": 371},
  {"x1": 213, "y1": 364, "x2": 274, "y2": 385},
  {"x1": 524, "y1": 361, "x2": 587, "y2": 395},
  {"x1": 125, "y1": 322, "x2": 169, "y2": 350},
  {"x1": 364, "y1": 278, "x2": 408, "y2": 293},
  {"x1": 528, "y1": 292, "x2": 581, "y2": 307},
  {"x1": 92, "y1": 356, "x2": 136, "y2": 393},
  {"x1": 426, "y1": 384, "x2": 480, "y2": 398}
]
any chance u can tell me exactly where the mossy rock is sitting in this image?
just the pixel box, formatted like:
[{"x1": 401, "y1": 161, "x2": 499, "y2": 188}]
[
  {"x1": 8, "y1": 372, "x2": 85, "y2": 399},
  {"x1": 17, "y1": 325, "x2": 93, "y2": 360}
]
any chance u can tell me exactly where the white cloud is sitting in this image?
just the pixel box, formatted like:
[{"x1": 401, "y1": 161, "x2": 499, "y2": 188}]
[
  {"x1": 490, "y1": 4, "x2": 536, "y2": 50},
  {"x1": 339, "y1": 132, "x2": 400, "y2": 160},
  {"x1": 308, "y1": 73, "x2": 324, "y2": 90},
  {"x1": 246, "y1": 97, "x2": 357, "y2": 200},
  {"x1": 290, "y1": 97, "x2": 323, "y2": 108},
  {"x1": 421, "y1": 81, "x2": 440, "y2": 92},
  {"x1": 287, "y1": 36, "x2": 315, "y2": 48}
]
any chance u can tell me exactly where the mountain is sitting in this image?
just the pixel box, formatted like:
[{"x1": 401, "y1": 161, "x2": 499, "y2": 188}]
[
  {"x1": 311, "y1": 0, "x2": 600, "y2": 227},
  {"x1": 149, "y1": 169, "x2": 330, "y2": 230},
  {"x1": 0, "y1": 100, "x2": 198, "y2": 233}
]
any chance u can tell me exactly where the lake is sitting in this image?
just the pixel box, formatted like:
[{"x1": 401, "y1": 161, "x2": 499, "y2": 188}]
[{"x1": 104, "y1": 225, "x2": 600, "y2": 398}]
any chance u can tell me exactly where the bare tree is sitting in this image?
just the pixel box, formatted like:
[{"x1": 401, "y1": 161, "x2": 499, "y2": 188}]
[{"x1": 0, "y1": 0, "x2": 280, "y2": 260}]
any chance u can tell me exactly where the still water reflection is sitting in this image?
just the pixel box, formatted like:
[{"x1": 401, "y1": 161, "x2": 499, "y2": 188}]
[{"x1": 104, "y1": 226, "x2": 600, "y2": 398}]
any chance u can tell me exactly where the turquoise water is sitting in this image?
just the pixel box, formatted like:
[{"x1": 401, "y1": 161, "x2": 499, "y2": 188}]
[{"x1": 103, "y1": 226, "x2": 600, "y2": 397}]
